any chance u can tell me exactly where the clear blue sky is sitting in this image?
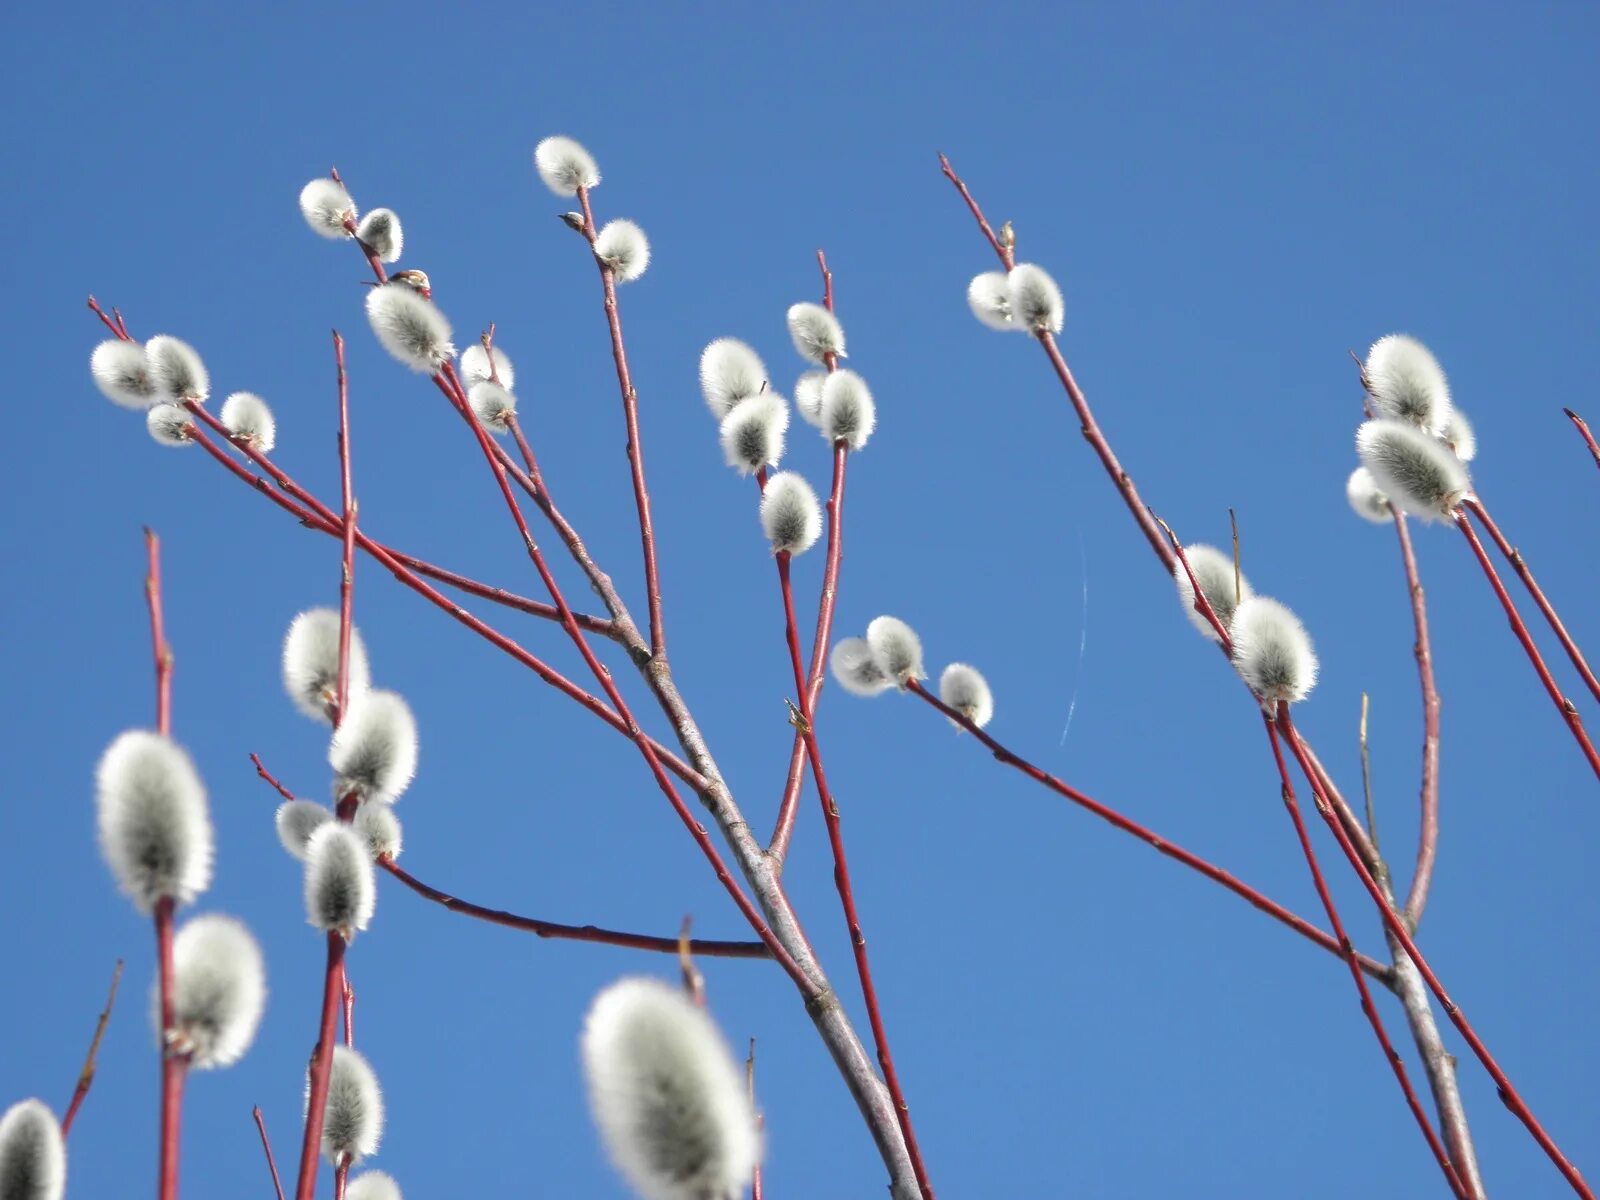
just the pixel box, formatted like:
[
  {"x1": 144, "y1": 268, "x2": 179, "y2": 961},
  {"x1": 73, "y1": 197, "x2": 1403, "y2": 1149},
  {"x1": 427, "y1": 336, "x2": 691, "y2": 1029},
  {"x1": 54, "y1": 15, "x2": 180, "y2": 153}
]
[{"x1": 3, "y1": 2, "x2": 1597, "y2": 1196}]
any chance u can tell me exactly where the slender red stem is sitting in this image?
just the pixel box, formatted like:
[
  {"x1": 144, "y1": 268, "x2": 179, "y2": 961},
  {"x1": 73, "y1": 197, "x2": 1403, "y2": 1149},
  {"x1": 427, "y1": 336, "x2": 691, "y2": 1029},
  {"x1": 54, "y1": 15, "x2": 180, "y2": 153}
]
[
  {"x1": 341, "y1": 975, "x2": 354, "y2": 1046},
  {"x1": 748, "y1": 1040, "x2": 764, "y2": 1200},
  {"x1": 1391, "y1": 511, "x2": 1442, "y2": 930},
  {"x1": 1564, "y1": 408, "x2": 1600, "y2": 470},
  {"x1": 87, "y1": 295, "x2": 124, "y2": 337},
  {"x1": 1277, "y1": 709, "x2": 1595, "y2": 1199},
  {"x1": 60, "y1": 959, "x2": 122, "y2": 1137},
  {"x1": 156, "y1": 896, "x2": 185, "y2": 1200},
  {"x1": 775, "y1": 556, "x2": 936, "y2": 1199},
  {"x1": 1455, "y1": 508, "x2": 1600, "y2": 780},
  {"x1": 576, "y1": 183, "x2": 667, "y2": 656},
  {"x1": 253, "y1": 1106, "x2": 288, "y2": 1200},
  {"x1": 334, "y1": 1160, "x2": 350, "y2": 1200},
  {"x1": 293, "y1": 933, "x2": 348, "y2": 1200},
  {"x1": 1463, "y1": 496, "x2": 1600, "y2": 705},
  {"x1": 905, "y1": 680, "x2": 1389, "y2": 980},
  {"x1": 1261, "y1": 718, "x2": 1469, "y2": 1199},
  {"x1": 334, "y1": 331, "x2": 357, "y2": 724},
  {"x1": 145, "y1": 529, "x2": 173, "y2": 735}
]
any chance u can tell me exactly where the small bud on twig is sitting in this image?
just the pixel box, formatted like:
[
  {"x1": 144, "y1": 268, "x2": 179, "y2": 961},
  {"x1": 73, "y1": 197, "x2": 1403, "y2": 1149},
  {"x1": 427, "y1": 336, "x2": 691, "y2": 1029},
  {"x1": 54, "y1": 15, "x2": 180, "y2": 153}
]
[
  {"x1": 308, "y1": 1044, "x2": 384, "y2": 1164},
  {"x1": 96, "y1": 731, "x2": 214, "y2": 913},
  {"x1": 220, "y1": 392, "x2": 277, "y2": 453},
  {"x1": 329, "y1": 689, "x2": 419, "y2": 804},
  {"x1": 145, "y1": 335, "x2": 209, "y2": 403},
  {"x1": 786, "y1": 302, "x2": 846, "y2": 364},
  {"x1": 1364, "y1": 334, "x2": 1452, "y2": 434},
  {"x1": 1442, "y1": 407, "x2": 1477, "y2": 463},
  {"x1": 353, "y1": 802, "x2": 403, "y2": 861},
  {"x1": 819, "y1": 369, "x2": 876, "y2": 450},
  {"x1": 90, "y1": 339, "x2": 156, "y2": 409},
  {"x1": 534, "y1": 136, "x2": 600, "y2": 197},
  {"x1": 1006, "y1": 264, "x2": 1063, "y2": 334},
  {"x1": 459, "y1": 343, "x2": 516, "y2": 390},
  {"x1": 830, "y1": 637, "x2": 894, "y2": 697},
  {"x1": 345, "y1": 1171, "x2": 402, "y2": 1200},
  {"x1": 1172, "y1": 544, "x2": 1253, "y2": 641},
  {"x1": 759, "y1": 472, "x2": 823, "y2": 555},
  {"x1": 1345, "y1": 466, "x2": 1395, "y2": 524},
  {"x1": 304, "y1": 824, "x2": 376, "y2": 938},
  {"x1": 719, "y1": 394, "x2": 789, "y2": 476},
  {"x1": 0, "y1": 1099, "x2": 65, "y2": 1200},
  {"x1": 275, "y1": 800, "x2": 334, "y2": 860},
  {"x1": 164, "y1": 913, "x2": 267, "y2": 1068},
  {"x1": 866, "y1": 616, "x2": 926, "y2": 685},
  {"x1": 365, "y1": 283, "x2": 454, "y2": 373},
  {"x1": 967, "y1": 271, "x2": 1018, "y2": 331},
  {"x1": 594, "y1": 219, "x2": 651, "y2": 283},
  {"x1": 354, "y1": 209, "x2": 404, "y2": 264},
  {"x1": 794, "y1": 370, "x2": 826, "y2": 427},
  {"x1": 699, "y1": 339, "x2": 768, "y2": 420},
  {"x1": 939, "y1": 663, "x2": 994, "y2": 728},
  {"x1": 145, "y1": 404, "x2": 195, "y2": 448},
  {"x1": 1356, "y1": 418, "x2": 1470, "y2": 521},
  {"x1": 282, "y1": 608, "x2": 372, "y2": 724},
  {"x1": 1230, "y1": 596, "x2": 1319, "y2": 705},
  {"x1": 299, "y1": 178, "x2": 357, "y2": 239}
]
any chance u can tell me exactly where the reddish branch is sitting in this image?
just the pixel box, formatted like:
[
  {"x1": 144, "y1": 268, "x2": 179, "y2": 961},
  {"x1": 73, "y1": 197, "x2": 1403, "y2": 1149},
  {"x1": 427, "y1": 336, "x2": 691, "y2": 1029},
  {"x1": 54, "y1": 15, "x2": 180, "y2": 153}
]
[
  {"x1": 253, "y1": 1106, "x2": 287, "y2": 1200},
  {"x1": 1455, "y1": 508, "x2": 1600, "y2": 780},
  {"x1": 1564, "y1": 408, "x2": 1600, "y2": 470},
  {"x1": 145, "y1": 529, "x2": 173, "y2": 735},
  {"x1": 334, "y1": 331, "x2": 357, "y2": 724},
  {"x1": 1390, "y1": 511, "x2": 1442, "y2": 930},
  {"x1": 294, "y1": 931, "x2": 347, "y2": 1200},
  {"x1": 1462, "y1": 496, "x2": 1600, "y2": 706},
  {"x1": 1278, "y1": 709, "x2": 1595, "y2": 1200},
  {"x1": 60, "y1": 959, "x2": 123, "y2": 1137}
]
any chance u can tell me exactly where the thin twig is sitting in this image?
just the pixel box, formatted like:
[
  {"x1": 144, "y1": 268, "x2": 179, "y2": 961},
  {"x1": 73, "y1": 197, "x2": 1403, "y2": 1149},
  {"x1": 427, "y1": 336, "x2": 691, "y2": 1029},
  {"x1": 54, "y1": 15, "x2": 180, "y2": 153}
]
[
  {"x1": 1563, "y1": 408, "x2": 1600, "y2": 470},
  {"x1": 1359, "y1": 694, "x2": 1380, "y2": 851},
  {"x1": 1391, "y1": 510, "x2": 1441, "y2": 929},
  {"x1": 60, "y1": 960, "x2": 123, "y2": 1137},
  {"x1": 253, "y1": 1107, "x2": 288, "y2": 1200},
  {"x1": 748, "y1": 1039, "x2": 764, "y2": 1200},
  {"x1": 334, "y1": 331, "x2": 357, "y2": 724},
  {"x1": 145, "y1": 529, "x2": 173, "y2": 735}
]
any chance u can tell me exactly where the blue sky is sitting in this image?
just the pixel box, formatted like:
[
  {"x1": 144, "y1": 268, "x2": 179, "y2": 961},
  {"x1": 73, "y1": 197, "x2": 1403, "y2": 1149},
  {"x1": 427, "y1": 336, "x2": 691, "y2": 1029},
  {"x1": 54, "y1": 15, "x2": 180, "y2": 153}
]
[{"x1": 3, "y1": 2, "x2": 1598, "y2": 1196}]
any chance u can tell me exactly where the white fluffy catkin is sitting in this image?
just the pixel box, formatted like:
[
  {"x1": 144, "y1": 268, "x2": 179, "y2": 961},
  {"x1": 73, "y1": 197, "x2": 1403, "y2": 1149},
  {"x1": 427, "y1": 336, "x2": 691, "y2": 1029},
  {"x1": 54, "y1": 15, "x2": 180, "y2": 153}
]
[
  {"x1": 967, "y1": 271, "x2": 1017, "y2": 331},
  {"x1": 90, "y1": 339, "x2": 157, "y2": 409},
  {"x1": 830, "y1": 637, "x2": 893, "y2": 697},
  {"x1": 1007, "y1": 264, "x2": 1064, "y2": 334},
  {"x1": 594, "y1": 219, "x2": 650, "y2": 282},
  {"x1": 146, "y1": 335, "x2": 209, "y2": 403},
  {"x1": 1365, "y1": 334, "x2": 1452, "y2": 433},
  {"x1": 467, "y1": 382, "x2": 517, "y2": 431},
  {"x1": 312, "y1": 1044, "x2": 384, "y2": 1164},
  {"x1": 719, "y1": 394, "x2": 788, "y2": 475},
  {"x1": 759, "y1": 472, "x2": 822, "y2": 555},
  {"x1": 866, "y1": 616, "x2": 925, "y2": 684},
  {"x1": 819, "y1": 369, "x2": 875, "y2": 450},
  {"x1": 0, "y1": 1099, "x2": 65, "y2": 1200},
  {"x1": 355, "y1": 209, "x2": 403, "y2": 263},
  {"x1": 1229, "y1": 596, "x2": 1319, "y2": 705},
  {"x1": 146, "y1": 404, "x2": 194, "y2": 447},
  {"x1": 939, "y1": 663, "x2": 994, "y2": 728},
  {"x1": 96, "y1": 731, "x2": 214, "y2": 913},
  {"x1": 1355, "y1": 418, "x2": 1470, "y2": 521},
  {"x1": 304, "y1": 824, "x2": 375, "y2": 938},
  {"x1": 1172, "y1": 544, "x2": 1252, "y2": 641},
  {"x1": 534, "y1": 135, "x2": 600, "y2": 196},
  {"x1": 699, "y1": 339, "x2": 767, "y2": 419},
  {"x1": 1443, "y1": 407, "x2": 1478, "y2": 463},
  {"x1": 329, "y1": 689, "x2": 419, "y2": 803},
  {"x1": 365, "y1": 283, "x2": 454, "y2": 373},
  {"x1": 345, "y1": 1171, "x2": 402, "y2": 1200},
  {"x1": 282, "y1": 608, "x2": 372, "y2": 723},
  {"x1": 299, "y1": 178, "x2": 357, "y2": 238},
  {"x1": 459, "y1": 343, "x2": 516, "y2": 390},
  {"x1": 353, "y1": 802, "x2": 403, "y2": 860},
  {"x1": 220, "y1": 392, "x2": 277, "y2": 452},
  {"x1": 582, "y1": 977, "x2": 760, "y2": 1200},
  {"x1": 165, "y1": 914, "x2": 267, "y2": 1069},
  {"x1": 793, "y1": 371, "x2": 826, "y2": 427},
  {"x1": 786, "y1": 303, "x2": 846, "y2": 364},
  {"x1": 1345, "y1": 466, "x2": 1394, "y2": 524},
  {"x1": 276, "y1": 800, "x2": 334, "y2": 860}
]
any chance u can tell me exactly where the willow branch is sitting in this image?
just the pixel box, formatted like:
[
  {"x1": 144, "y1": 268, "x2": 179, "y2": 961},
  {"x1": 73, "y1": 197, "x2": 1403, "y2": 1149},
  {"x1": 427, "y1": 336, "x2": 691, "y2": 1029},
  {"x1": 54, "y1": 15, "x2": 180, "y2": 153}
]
[
  {"x1": 60, "y1": 960, "x2": 123, "y2": 1137},
  {"x1": 1563, "y1": 408, "x2": 1600, "y2": 471},
  {"x1": 1391, "y1": 510, "x2": 1442, "y2": 929}
]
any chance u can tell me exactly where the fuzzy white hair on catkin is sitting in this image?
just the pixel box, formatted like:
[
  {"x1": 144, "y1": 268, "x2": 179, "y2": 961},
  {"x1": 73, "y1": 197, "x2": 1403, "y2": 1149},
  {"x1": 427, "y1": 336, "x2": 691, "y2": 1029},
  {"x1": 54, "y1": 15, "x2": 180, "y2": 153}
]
[
  {"x1": 1345, "y1": 466, "x2": 1394, "y2": 524},
  {"x1": 820, "y1": 370, "x2": 876, "y2": 450},
  {"x1": 353, "y1": 802, "x2": 403, "y2": 861},
  {"x1": 939, "y1": 663, "x2": 994, "y2": 728},
  {"x1": 365, "y1": 284, "x2": 455, "y2": 373},
  {"x1": 786, "y1": 303, "x2": 846, "y2": 364},
  {"x1": 967, "y1": 271, "x2": 1018, "y2": 331},
  {"x1": 1229, "y1": 596, "x2": 1319, "y2": 705},
  {"x1": 467, "y1": 382, "x2": 517, "y2": 431},
  {"x1": 534, "y1": 135, "x2": 600, "y2": 196},
  {"x1": 1365, "y1": 334, "x2": 1452, "y2": 434},
  {"x1": 146, "y1": 335, "x2": 209, "y2": 403},
  {"x1": 329, "y1": 689, "x2": 419, "y2": 803},
  {"x1": 719, "y1": 393, "x2": 789, "y2": 475},
  {"x1": 96, "y1": 731, "x2": 214, "y2": 913},
  {"x1": 146, "y1": 404, "x2": 195, "y2": 447},
  {"x1": 793, "y1": 371, "x2": 826, "y2": 427},
  {"x1": 759, "y1": 471, "x2": 822, "y2": 555},
  {"x1": 282, "y1": 608, "x2": 372, "y2": 723},
  {"x1": 699, "y1": 339, "x2": 767, "y2": 419},
  {"x1": 220, "y1": 392, "x2": 277, "y2": 453},
  {"x1": 866, "y1": 615, "x2": 925, "y2": 684},
  {"x1": 90, "y1": 339, "x2": 157, "y2": 409},
  {"x1": 1356, "y1": 419, "x2": 1471, "y2": 522},
  {"x1": 163, "y1": 914, "x2": 267, "y2": 1069},
  {"x1": 582, "y1": 977, "x2": 760, "y2": 1200},
  {"x1": 355, "y1": 208, "x2": 403, "y2": 263},
  {"x1": 275, "y1": 800, "x2": 333, "y2": 860},
  {"x1": 1171, "y1": 544, "x2": 1252, "y2": 641},
  {"x1": 1442, "y1": 407, "x2": 1478, "y2": 463},
  {"x1": 299, "y1": 178, "x2": 357, "y2": 239},
  {"x1": 1006, "y1": 264, "x2": 1064, "y2": 334},
  {"x1": 459, "y1": 343, "x2": 515, "y2": 390},
  {"x1": 304, "y1": 824, "x2": 375, "y2": 938},
  {"x1": 830, "y1": 637, "x2": 893, "y2": 697},
  {"x1": 311, "y1": 1044, "x2": 384, "y2": 1165},
  {"x1": 594, "y1": 219, "x2": 650, "y2": 283},
  {"x1": 0, "y1": 1099, "x2": 65, "y2": 1200},
  {"x1": 345, "y1": 1171, "x2": 402, "y2": 1200}
]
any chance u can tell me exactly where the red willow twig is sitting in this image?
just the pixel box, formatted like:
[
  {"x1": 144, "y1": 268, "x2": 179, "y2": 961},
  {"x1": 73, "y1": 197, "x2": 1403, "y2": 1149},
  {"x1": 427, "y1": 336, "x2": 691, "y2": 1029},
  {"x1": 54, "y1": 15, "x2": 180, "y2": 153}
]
[
  {"x1": 334, "y1": 330, "x2": 357, "y2": 725},
  {"x1": 145, "y1": 528, "x2": 174, "y2": 735},
  {"x1": 1260, "y1": 718, "x2": 1469, "y2": 1199},
  {"x1": 574, "y1": 183, "x2": 667, "y2": 656},
  {"x1": 1461, "y1": 496, "x2": 1600, "y2": 706},
  {"x1": 253, "y1": 1106, "x2": 288, "y2": 1200},
  {"x1": 1390, "y1": 510, "x2": 1442, "y2": 930},
  {"x1": 1277, "y1": 709, "x2": 1596, "y2": 1200},
  {"x1": 60, "y1": 959, "x2": 123, "y2": 1137},
  {"x1": 1454, "y1": 507, "x2": 1600, "y2": 780},
  {"x1": 1564, "y1": 408, "x2": 1600, "y2": 470}
]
